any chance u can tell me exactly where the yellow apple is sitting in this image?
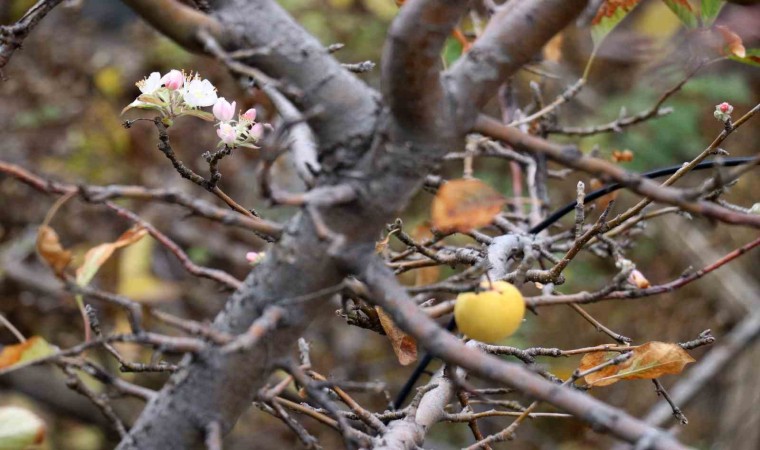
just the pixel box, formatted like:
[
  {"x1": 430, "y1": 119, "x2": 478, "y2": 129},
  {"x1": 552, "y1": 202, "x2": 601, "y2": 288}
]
[{"x1": 454, "y1": 281, "x2": 525, "y2": 343}]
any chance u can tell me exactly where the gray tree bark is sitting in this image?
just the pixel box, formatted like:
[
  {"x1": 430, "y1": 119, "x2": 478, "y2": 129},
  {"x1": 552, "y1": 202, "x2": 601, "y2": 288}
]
[{"x1": 114, "y1": 1, "x2": 691, "y2": 449}]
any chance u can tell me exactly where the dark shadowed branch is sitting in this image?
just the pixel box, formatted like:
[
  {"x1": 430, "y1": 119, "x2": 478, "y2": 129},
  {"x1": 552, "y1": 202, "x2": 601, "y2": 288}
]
[{"x1": 0, "y1": 0, "x2": 64, "y2": 72}]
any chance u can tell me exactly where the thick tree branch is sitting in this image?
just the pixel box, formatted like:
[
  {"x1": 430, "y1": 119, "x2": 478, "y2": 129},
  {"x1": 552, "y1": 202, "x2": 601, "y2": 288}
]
[
  {"x1": 445, "y1": 0, "x2": 588, "y2": 118},
  {"x1": 110, "y1": 1, "x2": 662, "y2": 448},
  {"x1": 211, "y1": 0, "x2": 380, "y2": 155},
  {"x1": 123, "y1": 0, "x2": 380, "y2": 157},
  {"x1": 356, "y1": 255, "x2": 689, "y2": 449},
  {"x1": 120, "y1": 0, "x2": 222, "y2": 53},
  {"x1": 382, "y1": 0, "x2": 469, "y2": 131}
]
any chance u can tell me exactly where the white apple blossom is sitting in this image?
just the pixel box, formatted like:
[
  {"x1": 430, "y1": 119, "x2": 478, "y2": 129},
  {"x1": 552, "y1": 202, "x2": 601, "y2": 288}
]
[
  {"x1": 136, "y1": 72, "x2": 162, "y2": 94},
  {"x1": 183, "y1": 77, "x2": 218, "y2": 108}
]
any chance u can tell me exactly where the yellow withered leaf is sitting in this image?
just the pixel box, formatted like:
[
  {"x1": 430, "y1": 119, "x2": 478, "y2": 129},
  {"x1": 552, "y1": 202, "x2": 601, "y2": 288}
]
[{"x1": 580, "y1": 341, "x2": 695, "y2": 387}]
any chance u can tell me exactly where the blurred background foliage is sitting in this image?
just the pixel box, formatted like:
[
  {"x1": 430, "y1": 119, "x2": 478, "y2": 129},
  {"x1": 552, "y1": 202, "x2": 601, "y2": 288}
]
[{"x1": 0, "y1": 0, "x2": 758, "y2": 449}]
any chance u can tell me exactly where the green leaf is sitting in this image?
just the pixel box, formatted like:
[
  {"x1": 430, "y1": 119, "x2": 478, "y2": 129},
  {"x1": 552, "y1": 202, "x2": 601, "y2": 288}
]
[
  {"x1": 662, "y1": 0, "x2": 699, "y2": 28},
  {"x1": 729, "y1": 47, "x2": 760, "y2": 67},
  {"x1": 136, "y1": 93, "x2": 166, "y2": 106},
  {"x1": 0, "y1": 407, "x2": 46, "y2": 450},
  {"x1": 121, "y1": 100, "x2": 162, "y2": 115},
  {"x1": 442, "y1": 36, "x2": 463, "y2": 67},
  {"x1": 591, "y1": 0, "x2": 643, "y2": 48},
  {"x1": 700, "y1": 0, "x2": 725, "y2": 26},
  {"x1": 180, "y1": 109, "x2": 215, "y2": 122}
]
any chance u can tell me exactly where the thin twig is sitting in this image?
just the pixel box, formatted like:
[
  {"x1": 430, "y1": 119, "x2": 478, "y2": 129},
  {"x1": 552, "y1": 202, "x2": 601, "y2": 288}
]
[
  {"x1": 652, "y1": 379, "x2": 688, "y2": 425},
  {"x1": 0, "y1": 313, "x2": 26, "y2": 342},
  {"x1": 0, "y1": 160, "x2": 281, "y2": 239},
  {"x1": 104, "y1": 202, "x2": 243, "y2": 290},
  {"x1": 0, "y1": 0, "x2": 64, "y2": 72}
]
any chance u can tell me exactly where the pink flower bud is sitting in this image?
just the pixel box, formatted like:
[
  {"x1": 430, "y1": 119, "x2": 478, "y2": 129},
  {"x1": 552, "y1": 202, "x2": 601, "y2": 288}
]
[
  {"x1": 217, "y1": 122, "x2": 237, "y2": 145},
  {"x1": 213, "y1": 98, "x2": 236, "y2": 122},
  {"x1": 627, "y1": 270, "x2": 650, "y2": 289},
  {"x1": 714, "y1": 102, "x2": 734, "y2": 122},
  {"x1": 161, "y1": 70, "x2": 184, "y2": 91},
  {"x1": 250, "y1": 123, "x2": 264, "y2": 140},
  {"x1": 241, "y1": 108, "x2": 257, "y2": 121},
  {"x1": 246, "y1": 251, "x2": 266, "y2": 265}
]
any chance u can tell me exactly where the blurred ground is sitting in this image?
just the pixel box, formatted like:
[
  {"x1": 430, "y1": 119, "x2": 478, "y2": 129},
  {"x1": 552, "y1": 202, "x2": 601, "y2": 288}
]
[{"x1": 0, "y1": 1, "x2": 759, "y2": 449}]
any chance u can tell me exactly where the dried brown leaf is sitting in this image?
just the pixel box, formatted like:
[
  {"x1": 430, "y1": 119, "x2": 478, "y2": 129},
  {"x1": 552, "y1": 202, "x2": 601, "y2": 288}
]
[
  {"x1": 375, "y1": 229, "x2": 397, "y2": 254},
  {"x1": 36, "y1": 226, "x2": 71, "y2": 277},
  {"x1": 376, "y1": 307, "x2": 417, "y2": 366},
  {"x1": 716, "y1": 25, "x2": 746, "y2": 58},
  {"x1": 431, "y1": 179, "x2": 505, "y2": 233},
  {"x1": 580, "y1": 342, "x2": 695, "y2": 387},
  {"x1": 415, "y1": 266, "x2": 440, "y2": 287}
]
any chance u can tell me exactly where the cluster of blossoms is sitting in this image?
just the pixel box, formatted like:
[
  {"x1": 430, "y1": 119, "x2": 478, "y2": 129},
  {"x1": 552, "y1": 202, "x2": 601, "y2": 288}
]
[
  {"x1": 714, "y1": 101, "x2": 734, "y2": 122},
  {"x1": 124, "y1": 70, "x2": 264, "y2": 148},
  {"x1": 212, "y1": 97, "x2": 264, "y2": 149}
]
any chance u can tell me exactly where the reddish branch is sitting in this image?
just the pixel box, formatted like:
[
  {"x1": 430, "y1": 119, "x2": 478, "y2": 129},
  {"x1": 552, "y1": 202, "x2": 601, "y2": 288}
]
[
  {"x1": 103, "y1": 202, "x2": 244, "y2": 290},
  {"x1": 529, "y1": 235, "x2": 760, "y2": 307},
  {"x1": 0, "y1": 160, "x2": 282, "y2": 239}
]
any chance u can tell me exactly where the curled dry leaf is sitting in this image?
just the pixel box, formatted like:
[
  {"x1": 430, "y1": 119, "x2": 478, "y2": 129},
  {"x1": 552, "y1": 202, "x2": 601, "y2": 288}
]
[
  {"x1": 715, "y1": 25, "x2": 746, "y2": 58},
  {"x1": 36, "y1": 225, "x2": 72, "y2": 277},
  {"x1": 0, "y1": 336, "x2": 56, "y2": 370},
  {"x1": 375, "y1": 307, "x2": 417, "y2": 366},
  {"x1": 76, "y1": 225, "x2": 148, "y2": 287},
  {"x1": 431, "y1": 179, "x2": 505, "y2": 233},
  {"x1": 580, "y1": 341, "x2": 695, "y2": 387},
  {"x1": 375, "y1": 228, "x2": 398, "y2": 254}
]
